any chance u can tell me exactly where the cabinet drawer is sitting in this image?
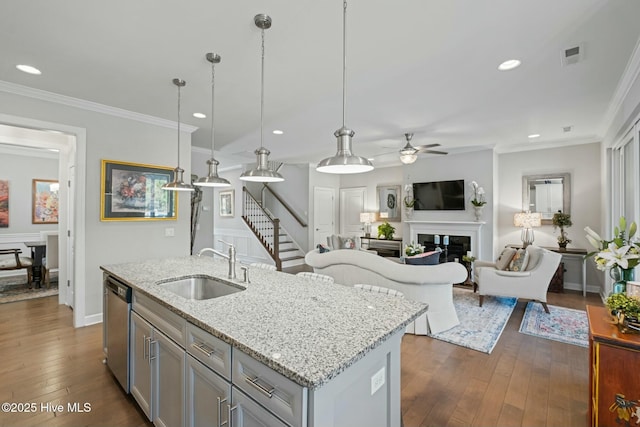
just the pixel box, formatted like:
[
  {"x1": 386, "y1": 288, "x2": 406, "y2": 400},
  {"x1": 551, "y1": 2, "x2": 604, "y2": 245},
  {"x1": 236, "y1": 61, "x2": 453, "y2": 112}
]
[
  {"x1": 233, "y1": 349, "x2": 307, "y2": 427},
  {"x1": 232, "y1": 386, "x2": 289, "y2": 427},
  {"x1": 133, "y1": 291, "x2": 186, "y2": 347},
  {"x1": 186, "y1": 322, "x2": 231, "y2": 381}
]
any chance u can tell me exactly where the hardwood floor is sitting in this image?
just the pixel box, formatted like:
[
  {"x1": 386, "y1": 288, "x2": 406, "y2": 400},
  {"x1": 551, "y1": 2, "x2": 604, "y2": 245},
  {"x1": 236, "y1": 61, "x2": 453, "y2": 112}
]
[{"x1": 0, "y1": 291, "x2": 603, "y2": 427}]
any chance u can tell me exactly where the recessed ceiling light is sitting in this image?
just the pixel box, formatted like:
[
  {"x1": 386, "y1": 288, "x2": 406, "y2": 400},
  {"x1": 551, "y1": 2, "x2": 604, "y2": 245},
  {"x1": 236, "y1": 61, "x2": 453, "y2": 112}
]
[
  {"x1": 48, "y1": 148, "x2": 60, "y2": 152},
  {"x1": 193, "y1": 113, "x2": 206, "y2": 119},
  {"x1": 528, "y1": 134, "x2": 541, "y2": 139},
  {"x1": 16, "y1": 64, "x2": 42, "y2": 75},
  {"x1": 497, "y1": 59, "x2": 521, "y2": 71},
  {"x1": 272, "y1": 130, "x2": 284, "y2": 135}
]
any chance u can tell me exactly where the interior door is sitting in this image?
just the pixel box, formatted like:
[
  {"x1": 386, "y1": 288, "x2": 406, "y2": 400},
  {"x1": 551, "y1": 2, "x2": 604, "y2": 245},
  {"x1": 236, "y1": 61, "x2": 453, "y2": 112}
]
[
  {"x1": 313, "y1": 187, "x2": 335, "y2": 248},
  {"x1": 339, "y1": 187, "x2": 366, "y2": 236}
]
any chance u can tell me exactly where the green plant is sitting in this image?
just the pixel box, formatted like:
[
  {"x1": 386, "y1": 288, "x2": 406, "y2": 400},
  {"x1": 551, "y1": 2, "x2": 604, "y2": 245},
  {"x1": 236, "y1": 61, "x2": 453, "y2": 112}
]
[
  {"x1": 462, "y1": 255, "x2": 476, "y2": 263},
  {"x1": 404, "y1": 196, "x2": 416, "y2": 208},
  {"x1": 377, "y1": 221, "x2": 395, "y2": 239},
  {"x1": 552, "y1": 211, "x2": 573, "y2": 245},
  {"x1": 405, "y1": 241, "x2": 424, "y2": 256},
  {"x1": 606, "y1": 293, "x2": 640, "y2": 319}
]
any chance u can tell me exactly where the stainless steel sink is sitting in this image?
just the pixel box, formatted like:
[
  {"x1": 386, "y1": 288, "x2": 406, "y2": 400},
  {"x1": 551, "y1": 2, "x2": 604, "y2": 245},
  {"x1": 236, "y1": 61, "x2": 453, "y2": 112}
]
[{"x1": 159, "y1": 276, "x2": 244, "y2": 300}]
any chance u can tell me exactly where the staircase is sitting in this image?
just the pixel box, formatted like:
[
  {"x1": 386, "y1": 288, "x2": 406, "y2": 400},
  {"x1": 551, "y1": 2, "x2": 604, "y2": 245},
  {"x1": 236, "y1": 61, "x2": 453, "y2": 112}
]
[
  {"x1": 276, "y1": 230, "x2": 305, "y2": 269},
  {"x1": 241, "y1": 187, "x2": 306, "y2": 270}
]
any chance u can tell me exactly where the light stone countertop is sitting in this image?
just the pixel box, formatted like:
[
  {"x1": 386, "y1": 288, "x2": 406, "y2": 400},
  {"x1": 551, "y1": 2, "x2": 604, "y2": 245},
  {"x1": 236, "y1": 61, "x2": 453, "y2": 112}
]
[{"x1": 100, "y1": 256, "x2": 428, "y2": 390}]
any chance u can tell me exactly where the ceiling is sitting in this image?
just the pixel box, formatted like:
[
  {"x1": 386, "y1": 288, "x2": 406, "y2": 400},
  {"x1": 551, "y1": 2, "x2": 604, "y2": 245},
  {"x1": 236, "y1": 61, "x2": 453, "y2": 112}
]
[{"x1": 2, "y1": 0, "x2": 640, "y2": 168}]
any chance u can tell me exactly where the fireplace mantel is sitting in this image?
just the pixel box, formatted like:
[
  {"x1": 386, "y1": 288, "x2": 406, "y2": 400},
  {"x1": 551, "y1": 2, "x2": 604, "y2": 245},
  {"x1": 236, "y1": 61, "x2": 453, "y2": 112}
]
[{"x1": 407, "y1": 220, "x2": 486, "y2": 259}]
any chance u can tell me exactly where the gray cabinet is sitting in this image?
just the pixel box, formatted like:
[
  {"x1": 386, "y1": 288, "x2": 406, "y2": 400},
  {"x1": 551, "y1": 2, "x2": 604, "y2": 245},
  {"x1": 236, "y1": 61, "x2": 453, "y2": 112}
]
[
  {"x1": 231, "y1": 386, "x2": 289, "y2": 427},
  {"x1": 185, "y1": 354, "x2": 231, "y2": 427},
  {"x1": 130, "y1": 299, "x2": 185, "y2": 427},
  {"x1": 131, "y1": 311, "x2": 153, "y2": 420}
]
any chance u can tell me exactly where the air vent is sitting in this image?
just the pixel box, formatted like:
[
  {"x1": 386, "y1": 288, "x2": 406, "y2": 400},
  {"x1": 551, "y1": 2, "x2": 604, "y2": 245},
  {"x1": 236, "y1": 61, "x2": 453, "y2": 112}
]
[
  {"x1": 562, "y1": 44, "x2": 583, "y2": 66},
  {"x1": 563, "y1": 126, "x2": 573, "y2": 133}
]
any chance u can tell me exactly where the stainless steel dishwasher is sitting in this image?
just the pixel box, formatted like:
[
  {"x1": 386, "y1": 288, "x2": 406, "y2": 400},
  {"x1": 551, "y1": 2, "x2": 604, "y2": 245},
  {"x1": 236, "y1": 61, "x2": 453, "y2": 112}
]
[{"x1": 105, "y1": 275, "x2": 132, "y2": 393}]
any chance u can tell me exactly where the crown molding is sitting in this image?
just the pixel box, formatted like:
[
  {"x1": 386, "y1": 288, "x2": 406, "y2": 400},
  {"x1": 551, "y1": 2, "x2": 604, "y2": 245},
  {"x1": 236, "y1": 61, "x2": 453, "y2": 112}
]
[
  {"x1": 0, "y1": 80, "x2": 198, "y2": 133},
  {"x1": 494, "y1": 135, "x2": 600, "y2": 154},
  {"x1": 599, "y1": 37, "x2": 640, "y2": 142}
]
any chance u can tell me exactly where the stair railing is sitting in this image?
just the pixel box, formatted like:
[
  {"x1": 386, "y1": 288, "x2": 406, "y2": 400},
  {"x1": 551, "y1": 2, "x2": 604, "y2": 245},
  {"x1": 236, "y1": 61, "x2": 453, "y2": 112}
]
[
  {"x1": 242, "y1": 187, "x2": 281, "y2": 270},
  {"x1": 260, "y1": 184, "x2": 308, "y2": 227}
]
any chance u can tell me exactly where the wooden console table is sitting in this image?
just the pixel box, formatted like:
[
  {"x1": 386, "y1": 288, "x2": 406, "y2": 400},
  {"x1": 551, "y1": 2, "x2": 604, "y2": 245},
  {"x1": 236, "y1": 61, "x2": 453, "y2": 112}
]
[
  {"x1": 587, "y1": 305, "x2": 640, "y2": 427},
  {"x1": 361, "y1": 237, "x2": 403, "y2": 258}
]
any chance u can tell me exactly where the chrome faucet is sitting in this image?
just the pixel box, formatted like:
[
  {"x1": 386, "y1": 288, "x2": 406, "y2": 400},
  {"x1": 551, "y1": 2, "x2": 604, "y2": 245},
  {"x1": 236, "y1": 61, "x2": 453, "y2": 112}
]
[{"x1": 197, "y1": 240, "x2": 237, "y2": 280}]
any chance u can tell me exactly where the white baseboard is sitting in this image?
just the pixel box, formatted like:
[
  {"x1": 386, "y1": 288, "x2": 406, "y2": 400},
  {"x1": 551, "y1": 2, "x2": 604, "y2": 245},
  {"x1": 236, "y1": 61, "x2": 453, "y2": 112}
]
[{"x1": 84, "y1": 313, "x2": 103, "y2": 327}]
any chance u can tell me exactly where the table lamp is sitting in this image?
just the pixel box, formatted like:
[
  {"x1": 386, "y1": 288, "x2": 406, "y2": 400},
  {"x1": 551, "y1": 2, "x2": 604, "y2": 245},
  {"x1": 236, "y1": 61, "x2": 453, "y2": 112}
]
[
  {"x1": 514, "y1": 211, "x2": 542, "y2": 247},
  {"x1": 360, "y1": 212, "x2": 375, "y2": 237}
]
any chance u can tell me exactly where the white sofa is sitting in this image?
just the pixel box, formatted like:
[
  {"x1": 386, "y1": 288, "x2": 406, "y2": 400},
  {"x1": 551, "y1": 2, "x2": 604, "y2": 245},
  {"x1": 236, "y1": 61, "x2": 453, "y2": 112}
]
[{"x1": 305, "y1": 249, "x2": 468, "y2": 334}]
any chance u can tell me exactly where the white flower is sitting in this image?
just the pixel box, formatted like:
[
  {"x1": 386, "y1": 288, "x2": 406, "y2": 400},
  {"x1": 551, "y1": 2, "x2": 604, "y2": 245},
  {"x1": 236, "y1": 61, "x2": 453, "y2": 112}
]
[
  {"x1": 477, "y1": 187, "x2": 485, "y2": 195},
  {"x1": 598, "y1": 243, "x2": 640, "y2": 269}
]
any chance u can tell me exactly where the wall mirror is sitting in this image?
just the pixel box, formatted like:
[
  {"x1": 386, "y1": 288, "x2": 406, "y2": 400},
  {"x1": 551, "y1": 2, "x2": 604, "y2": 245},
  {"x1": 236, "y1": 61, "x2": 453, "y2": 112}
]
[
  {"x1": 522, "y1": 173, "x2": 571, "y2": 224},
  {"x1": 377, "y1": 185, "x2": 401, "y2": 222}
]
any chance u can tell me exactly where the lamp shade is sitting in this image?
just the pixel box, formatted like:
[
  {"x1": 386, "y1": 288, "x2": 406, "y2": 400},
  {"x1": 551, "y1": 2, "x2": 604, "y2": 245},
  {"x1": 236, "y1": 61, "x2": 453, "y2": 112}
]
[
  {"x1": 360, "y1": 212, "x2": 375, "y2": 223},
  {"x1": 514, "y1": 212, "x2": 542, "y2": 228}
]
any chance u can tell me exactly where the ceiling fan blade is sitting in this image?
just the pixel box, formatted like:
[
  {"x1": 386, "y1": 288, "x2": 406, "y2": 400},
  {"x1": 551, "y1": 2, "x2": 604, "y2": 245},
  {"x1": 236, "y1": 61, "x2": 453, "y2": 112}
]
[
  {"x1": 422, "y1": 149, "x2": 448, "y2": 155},
  {"x1": 414, "y1": 143, "x2": 441, "y2": 151}
]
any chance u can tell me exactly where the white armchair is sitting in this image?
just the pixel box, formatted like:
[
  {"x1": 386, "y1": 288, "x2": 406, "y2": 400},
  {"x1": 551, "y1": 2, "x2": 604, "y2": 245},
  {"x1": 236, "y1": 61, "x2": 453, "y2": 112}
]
[{"x1": 475, "y1": 246, "x2": 562, "y2": 313}]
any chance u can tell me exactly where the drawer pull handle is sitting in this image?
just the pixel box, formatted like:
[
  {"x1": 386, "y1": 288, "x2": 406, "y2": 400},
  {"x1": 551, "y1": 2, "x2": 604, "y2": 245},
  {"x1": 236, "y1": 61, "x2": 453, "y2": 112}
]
[
  {"x1": 191, "y1": 341, "x2": 215, "y2": 357},
  {"x1": 245, "y1": 376, "x2": 275, "y2": 398}
]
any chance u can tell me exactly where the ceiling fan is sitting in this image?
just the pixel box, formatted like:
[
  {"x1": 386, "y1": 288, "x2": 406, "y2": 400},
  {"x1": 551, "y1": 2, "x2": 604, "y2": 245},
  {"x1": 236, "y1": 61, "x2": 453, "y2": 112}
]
[{"x1": 398, "y1": 133, "x2": 447, "y2": 164}]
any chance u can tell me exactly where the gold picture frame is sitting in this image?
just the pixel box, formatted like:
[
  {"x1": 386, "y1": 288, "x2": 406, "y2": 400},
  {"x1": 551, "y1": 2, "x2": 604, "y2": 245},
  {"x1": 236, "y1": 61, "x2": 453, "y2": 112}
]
[
  {"x1": 219, "y1": 190, "x2": 234, "y2": 217},
  {"x1": 100, "y1": 159, "x2": 177, "y2": 221},
  {"x1": 32, "y1": 179, "x2": 59, "y2": 224}
]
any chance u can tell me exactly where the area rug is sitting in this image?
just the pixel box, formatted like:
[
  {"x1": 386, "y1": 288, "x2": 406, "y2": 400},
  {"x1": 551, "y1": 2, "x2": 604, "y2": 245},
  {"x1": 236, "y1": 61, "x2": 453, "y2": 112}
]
[
  {"x1": 428, "y1": 288, "x2": 517, "y2": 354},
  {"x1": 518, "y1": 302, "x2": 589, "y2": 348},
  {"x1": 0, "y1": 281, "x2": 58, "y2": 304}
]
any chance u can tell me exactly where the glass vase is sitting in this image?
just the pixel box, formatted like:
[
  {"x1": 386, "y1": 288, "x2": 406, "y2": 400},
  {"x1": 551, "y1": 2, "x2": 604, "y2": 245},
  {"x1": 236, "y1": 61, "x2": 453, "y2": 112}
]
[{"x1": 610, "y1": 266, "x2": 635, "y2": 294}]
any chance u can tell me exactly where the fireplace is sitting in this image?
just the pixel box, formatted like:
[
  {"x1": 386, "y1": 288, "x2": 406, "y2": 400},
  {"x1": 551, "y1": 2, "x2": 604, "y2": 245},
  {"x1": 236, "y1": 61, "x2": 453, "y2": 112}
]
[
  {"x1": 407, "y1": 220, "x2": 485, "y2": 261},
  {"x1": 418, "y1": 234, "x2": 470, "y2": 263}
]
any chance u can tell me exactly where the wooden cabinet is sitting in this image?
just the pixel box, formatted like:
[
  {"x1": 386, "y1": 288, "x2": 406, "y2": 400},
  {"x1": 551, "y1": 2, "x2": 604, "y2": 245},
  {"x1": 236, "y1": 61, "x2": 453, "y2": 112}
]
[{"x1": 587, "y1": 305, "x2": 640, "y2": 427}]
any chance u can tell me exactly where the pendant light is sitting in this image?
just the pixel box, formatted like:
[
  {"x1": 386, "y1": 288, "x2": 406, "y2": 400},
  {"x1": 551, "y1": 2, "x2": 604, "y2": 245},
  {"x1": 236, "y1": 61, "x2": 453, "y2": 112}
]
[
  {"x1": 239, "y1": 14, "x2": 284, "y2": 183},
  {"x1": 316, "y1": 0, "x2": 373, "y2": 174},
  {"x1": 194, "y1": 53, "x2": 231, "y2": 187},
  {"x1": 163, "y1": 78, "x2": 194, "y2": 192}
]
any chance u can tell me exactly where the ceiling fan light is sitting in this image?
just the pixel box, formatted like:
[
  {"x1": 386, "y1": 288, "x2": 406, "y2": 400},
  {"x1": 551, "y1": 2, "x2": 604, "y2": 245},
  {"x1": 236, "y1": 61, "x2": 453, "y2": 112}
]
[
  {"x1": 317, "y1": 127, "x2": 374, "y2": 174},
  {"x1": 399, "y1": 153, "x2": 417, "y2": 164}
]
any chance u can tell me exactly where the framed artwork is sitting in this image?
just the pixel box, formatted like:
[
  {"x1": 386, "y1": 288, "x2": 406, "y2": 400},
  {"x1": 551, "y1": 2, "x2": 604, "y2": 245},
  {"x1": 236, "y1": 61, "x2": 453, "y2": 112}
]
[
  {"x1": 101, "y1": 159, "x2": 177, "y2": 221},
  {"x1": 219, "y1": 190, "x2": 234, "y2": 217},
  {"x1": 376, "y1": 184, "x2": 401, "y2": 222},
  {"x1": 0, "y1": 179, "x2": 8, "y2": 228},
  {"x1": 32, "y1": 179, "x2": 59, "y2": 224}
]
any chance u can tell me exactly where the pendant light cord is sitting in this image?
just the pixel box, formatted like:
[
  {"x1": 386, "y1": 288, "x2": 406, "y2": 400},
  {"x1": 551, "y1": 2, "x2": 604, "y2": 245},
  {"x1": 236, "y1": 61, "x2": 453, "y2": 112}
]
[
  {"x1": 260, "y1": 26, "x2": 266, "y2": 150},
  {"x1": 211, "y1": 60, "x2": 216, "y2": 154},
  {"x1": 342, "y1": 0, "x2": 347, "y2": 128},
  {"x1": 177, "y1": 83, "x2": 182, "y2": 167}
]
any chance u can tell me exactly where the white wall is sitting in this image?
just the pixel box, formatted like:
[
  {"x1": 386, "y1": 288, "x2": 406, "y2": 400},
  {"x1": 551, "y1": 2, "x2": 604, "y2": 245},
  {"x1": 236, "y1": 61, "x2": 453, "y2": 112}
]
[
  {"x1": 0, "y1": 88, "x2": 192, "y2": 324},
  {"x1": 497, "y1": 142, "x2": 602, "y2": 287},
  {"x1": 0, "y1": 149, "x2": 59, "y2": 233}
]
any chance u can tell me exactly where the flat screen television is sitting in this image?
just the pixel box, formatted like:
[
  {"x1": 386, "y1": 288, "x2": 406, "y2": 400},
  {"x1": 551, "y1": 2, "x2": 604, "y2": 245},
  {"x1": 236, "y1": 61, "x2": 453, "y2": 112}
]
[{"x1": 413, "y1": 180, "x2": 465, "y2": 210}]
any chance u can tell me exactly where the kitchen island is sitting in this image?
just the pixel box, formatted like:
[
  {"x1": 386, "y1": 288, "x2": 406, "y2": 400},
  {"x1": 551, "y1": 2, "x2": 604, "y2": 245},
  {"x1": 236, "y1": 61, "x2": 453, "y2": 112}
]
[{"x1": 101, "y1": 256, "x2": 428, "y2": 427}]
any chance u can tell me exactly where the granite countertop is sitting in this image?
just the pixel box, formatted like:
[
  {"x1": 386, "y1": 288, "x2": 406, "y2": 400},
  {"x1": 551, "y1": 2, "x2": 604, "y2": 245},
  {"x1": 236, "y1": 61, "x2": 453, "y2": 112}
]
[{"x1": 101, "y1": 256, "x2": 428, "y2": 390}]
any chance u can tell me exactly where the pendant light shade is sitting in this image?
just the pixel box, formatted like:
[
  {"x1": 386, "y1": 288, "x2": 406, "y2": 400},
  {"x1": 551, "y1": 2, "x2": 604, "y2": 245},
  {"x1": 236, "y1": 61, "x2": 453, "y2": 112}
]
[
  {"x1": 240, "y1": 14, "x2": 284, "y2": 183},
  {"x1": 316, "y1": 0, "x2": 373, "y2": 175},
  {"x1": 163, "y1": 78, "x2": 194, "y2": 192},
  {"x1": 194, "y1": 53, "x2": 231, "y2": 187}
]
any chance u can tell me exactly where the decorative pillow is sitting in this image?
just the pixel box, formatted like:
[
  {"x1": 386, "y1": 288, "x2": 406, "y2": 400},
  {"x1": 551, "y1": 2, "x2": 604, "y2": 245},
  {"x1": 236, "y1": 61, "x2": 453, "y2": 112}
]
[
  {"x1": 405, "y1": 251, "x2": 440, "y2": 265},
  {"x1": 508, "y1": 248, "x2": 529, "y2": 272},
  {"x1": 316, "y1": 244, "x2": 331, "y2": 253},
  {"x1": 341, "y1": 237, "x2": 356, "y2": 249},
  {"x1": 525, "y1": 247, "x2": 541, "y2": 271},
  {"x1": 495, "y1": 248, "x2": 517, "y2": 270}
]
